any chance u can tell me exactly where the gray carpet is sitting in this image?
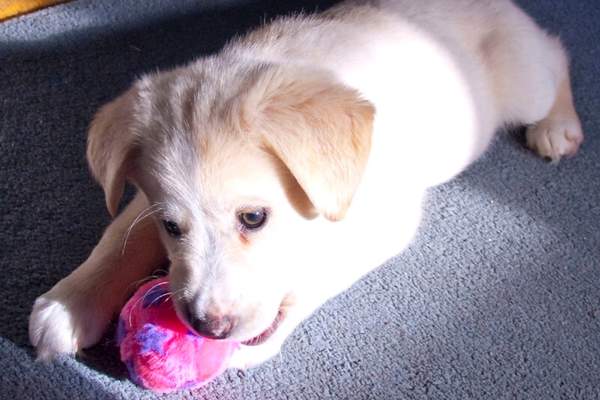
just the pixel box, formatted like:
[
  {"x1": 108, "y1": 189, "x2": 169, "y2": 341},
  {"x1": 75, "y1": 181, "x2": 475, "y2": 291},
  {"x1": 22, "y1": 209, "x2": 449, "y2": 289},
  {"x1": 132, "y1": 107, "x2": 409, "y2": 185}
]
[{"x1": 1, "y1": 0, "x2": 599, "y2": 399}]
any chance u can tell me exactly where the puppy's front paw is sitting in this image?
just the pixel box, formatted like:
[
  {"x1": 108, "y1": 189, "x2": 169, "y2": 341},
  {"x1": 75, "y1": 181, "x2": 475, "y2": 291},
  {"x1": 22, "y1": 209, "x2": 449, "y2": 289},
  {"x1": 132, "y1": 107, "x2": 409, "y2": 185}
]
[
  {"x1": 29, "y1": 285, "x2": 108, "y2": 360},
  {"x1": 526, "y1": 117, "x2": 583, "y2": 162},
  {"x1": 228, "y1": 343, "x2": 282, "y2": 370},
  {"x1": 29, "y1": 296, "x2": 79, "y2": 359}
]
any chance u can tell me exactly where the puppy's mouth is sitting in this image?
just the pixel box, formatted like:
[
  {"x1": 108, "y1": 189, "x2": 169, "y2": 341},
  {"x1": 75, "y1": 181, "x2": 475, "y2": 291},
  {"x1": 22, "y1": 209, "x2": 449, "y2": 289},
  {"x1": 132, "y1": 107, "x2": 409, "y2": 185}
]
[{"x1": 241, "y1": 303, "x2": 288, "y2": 346}]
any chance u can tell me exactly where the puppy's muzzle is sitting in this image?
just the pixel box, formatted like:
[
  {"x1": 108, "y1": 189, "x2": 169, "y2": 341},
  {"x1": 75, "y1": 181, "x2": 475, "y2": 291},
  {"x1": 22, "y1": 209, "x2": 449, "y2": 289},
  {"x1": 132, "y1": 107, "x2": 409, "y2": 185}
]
[{"x1": 184, "y1": 304, "x2": 237, "y2": 339}]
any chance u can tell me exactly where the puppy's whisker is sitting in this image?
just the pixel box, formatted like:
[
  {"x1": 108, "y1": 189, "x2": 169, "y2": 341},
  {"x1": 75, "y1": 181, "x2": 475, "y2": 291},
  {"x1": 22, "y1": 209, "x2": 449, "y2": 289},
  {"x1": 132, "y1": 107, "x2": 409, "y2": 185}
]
[
  {"x1": 127, "y1": 270, "x2": 170, "y2": 292},
  {"x1": 127, "y1": 281, "x2": 170, "y2": 326},
  {"x1": 121, "y1": 203, "x2": 164, "y2": 255},
  {"x1": 171, "y1": 288, "x2": 187, "y2": 302},
  {"x1": 122, "y1": 204, "x2": 159, "y2": 251},
  {"x1": 121, "y1": 203, "x2": 162, "y2": 253},
  {"x1": 149, "y1": 291, "x2": 173, "y2": 306}
]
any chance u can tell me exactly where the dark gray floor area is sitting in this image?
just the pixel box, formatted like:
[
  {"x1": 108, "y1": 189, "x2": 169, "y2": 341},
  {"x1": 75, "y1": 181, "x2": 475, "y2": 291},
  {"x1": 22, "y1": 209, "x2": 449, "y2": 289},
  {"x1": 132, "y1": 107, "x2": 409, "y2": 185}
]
[{"x1": 1, "y1": 0, "x2": 599, "y2": 399}]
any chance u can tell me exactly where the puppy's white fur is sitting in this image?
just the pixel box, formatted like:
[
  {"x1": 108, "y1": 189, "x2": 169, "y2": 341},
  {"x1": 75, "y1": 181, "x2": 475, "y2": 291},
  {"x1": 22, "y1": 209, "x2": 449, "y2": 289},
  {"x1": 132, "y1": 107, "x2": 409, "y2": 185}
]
[{"x1": 30, "y1": 0, "x2": 583, "y2": 368}]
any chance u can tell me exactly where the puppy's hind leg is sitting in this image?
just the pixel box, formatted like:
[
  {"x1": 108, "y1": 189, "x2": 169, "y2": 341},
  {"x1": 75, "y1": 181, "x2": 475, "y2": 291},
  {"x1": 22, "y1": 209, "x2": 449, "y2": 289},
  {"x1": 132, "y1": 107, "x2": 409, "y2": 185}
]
[
  {"x1": 29, "y1": 192, "x2": 167, "y2": 360},
  {"x1": 526, "y1": 68, "x2": 584, "y2": 162},
  {"x1": 487, "y1": 4, "x2": 584, "y2": 162}
]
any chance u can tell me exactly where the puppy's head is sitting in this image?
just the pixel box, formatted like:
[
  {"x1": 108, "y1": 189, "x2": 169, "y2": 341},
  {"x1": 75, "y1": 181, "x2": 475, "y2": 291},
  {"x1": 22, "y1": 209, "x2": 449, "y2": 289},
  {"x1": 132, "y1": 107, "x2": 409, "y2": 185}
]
[{"x1": 87, "y1": 63, "x2": 374, "y2": 343}]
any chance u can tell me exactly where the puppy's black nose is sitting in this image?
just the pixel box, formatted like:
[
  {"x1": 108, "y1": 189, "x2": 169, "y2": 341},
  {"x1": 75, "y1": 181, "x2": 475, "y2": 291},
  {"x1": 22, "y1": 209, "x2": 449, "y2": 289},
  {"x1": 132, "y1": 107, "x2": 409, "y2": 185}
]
[{"x1": 186, "y1": 307, "x2": 236, "y2": 339}]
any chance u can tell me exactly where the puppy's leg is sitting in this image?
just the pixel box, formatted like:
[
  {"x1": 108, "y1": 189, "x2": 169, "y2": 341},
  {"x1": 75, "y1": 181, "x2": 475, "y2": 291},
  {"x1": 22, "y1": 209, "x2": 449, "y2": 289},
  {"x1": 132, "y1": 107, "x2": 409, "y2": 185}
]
[
  {"x1": 486, "y1": 3, "x2": 584, "y2": 161},
  {"x1": 526, "y1": 71, "x2": 584, "y2": 161},
  {"x1": 29, "y1": 192, "x2": 166, "y2": 360}
]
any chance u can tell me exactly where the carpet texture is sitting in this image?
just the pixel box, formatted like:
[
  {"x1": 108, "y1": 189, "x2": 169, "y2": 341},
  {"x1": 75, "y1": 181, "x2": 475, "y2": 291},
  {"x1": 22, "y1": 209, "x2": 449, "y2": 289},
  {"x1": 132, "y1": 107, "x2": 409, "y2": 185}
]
[{"x1": 1, "y1": 1, "x2": 599, "y2": 399}]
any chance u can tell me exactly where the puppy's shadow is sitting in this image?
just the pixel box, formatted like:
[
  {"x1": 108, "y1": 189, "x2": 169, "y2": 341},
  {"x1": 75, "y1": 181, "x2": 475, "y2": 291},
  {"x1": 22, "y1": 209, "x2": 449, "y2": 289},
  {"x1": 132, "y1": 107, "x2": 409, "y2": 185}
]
[
  {"x1": 459, "y1": 125, "x2": 600, "y2": 252},
  {"x1": 79, "y1": 323, "x2": 129, "y2": 380}
]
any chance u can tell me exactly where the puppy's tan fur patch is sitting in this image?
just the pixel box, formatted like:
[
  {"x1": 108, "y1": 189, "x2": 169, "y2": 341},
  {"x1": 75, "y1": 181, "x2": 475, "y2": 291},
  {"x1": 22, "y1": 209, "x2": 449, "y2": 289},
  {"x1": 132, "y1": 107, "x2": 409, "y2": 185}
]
[
  {"x1": 87, "y1": 88, "x2": 139, "y2": 216},
  {"x1": 241, "y1": 66, "x2": 374, "y2": 220}
]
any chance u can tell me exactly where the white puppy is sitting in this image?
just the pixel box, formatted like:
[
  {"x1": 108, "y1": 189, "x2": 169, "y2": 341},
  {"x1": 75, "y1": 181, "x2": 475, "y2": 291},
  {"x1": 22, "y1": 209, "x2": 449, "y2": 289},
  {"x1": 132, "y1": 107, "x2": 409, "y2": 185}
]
[{"x1": 30, "y1": 0, "x2": 583, "y2": 369}]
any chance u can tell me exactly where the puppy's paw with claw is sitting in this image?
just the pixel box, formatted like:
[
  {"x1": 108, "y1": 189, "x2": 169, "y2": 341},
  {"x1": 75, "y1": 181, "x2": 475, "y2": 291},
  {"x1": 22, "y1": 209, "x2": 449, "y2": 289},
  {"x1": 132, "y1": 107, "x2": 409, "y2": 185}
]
[
  {"x1": 526, "y1": 117, "x2": 584, "y2": 162},
  {"x1": 29, "y1": 286, "x2": 108, "y2": 361}
]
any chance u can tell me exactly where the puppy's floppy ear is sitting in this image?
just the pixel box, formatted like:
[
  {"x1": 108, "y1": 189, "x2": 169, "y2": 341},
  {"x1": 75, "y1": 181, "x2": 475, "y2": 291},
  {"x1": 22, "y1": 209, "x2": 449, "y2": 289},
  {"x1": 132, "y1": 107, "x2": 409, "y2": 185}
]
[
  {"x1": 87, "y1": 88, "x2": 140, "y2": 217},
  {"x1": 243, "y1": 65, "x2": 375, "y2": 221}
]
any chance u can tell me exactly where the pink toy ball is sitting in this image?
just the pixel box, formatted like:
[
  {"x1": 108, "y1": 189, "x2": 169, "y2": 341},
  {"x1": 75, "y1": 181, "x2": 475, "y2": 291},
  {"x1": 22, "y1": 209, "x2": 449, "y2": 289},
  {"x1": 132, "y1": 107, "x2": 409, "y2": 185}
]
[{"x1": 117, "y1": 277, "x2": 239, "y2": 392}]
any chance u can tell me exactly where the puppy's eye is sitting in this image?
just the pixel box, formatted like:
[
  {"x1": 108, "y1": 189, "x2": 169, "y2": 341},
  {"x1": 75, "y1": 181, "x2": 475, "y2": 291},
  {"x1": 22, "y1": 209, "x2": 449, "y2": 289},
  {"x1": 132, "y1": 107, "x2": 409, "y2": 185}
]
[
  {"x1": 238, "y1": 209, "x2": 268, "y2": 231},
  {"x1": 162, "y1": 220, "x2": 182, "y2": 238}
]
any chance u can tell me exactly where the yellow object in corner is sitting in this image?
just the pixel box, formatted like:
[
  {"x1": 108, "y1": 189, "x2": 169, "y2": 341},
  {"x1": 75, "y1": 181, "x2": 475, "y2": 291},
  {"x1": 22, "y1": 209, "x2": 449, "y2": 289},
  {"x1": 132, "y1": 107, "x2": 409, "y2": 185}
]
[{"x1": 0, "y1": 0, "x2": 67, "y2": 21}]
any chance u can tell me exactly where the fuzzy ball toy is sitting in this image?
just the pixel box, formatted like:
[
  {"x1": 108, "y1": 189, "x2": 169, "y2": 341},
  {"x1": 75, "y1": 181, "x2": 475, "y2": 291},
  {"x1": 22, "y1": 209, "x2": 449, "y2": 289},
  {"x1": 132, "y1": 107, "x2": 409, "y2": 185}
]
[{"x1": 117, "y1": 277, "x2": 239, "y2": 392}]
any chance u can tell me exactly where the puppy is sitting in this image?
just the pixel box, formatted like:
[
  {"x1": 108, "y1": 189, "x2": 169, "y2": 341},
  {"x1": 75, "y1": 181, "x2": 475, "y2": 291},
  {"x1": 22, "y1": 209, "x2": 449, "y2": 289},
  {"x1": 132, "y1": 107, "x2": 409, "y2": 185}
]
[{"x1": 30, "y1": 0, "x2": 583, "y2": 369}]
